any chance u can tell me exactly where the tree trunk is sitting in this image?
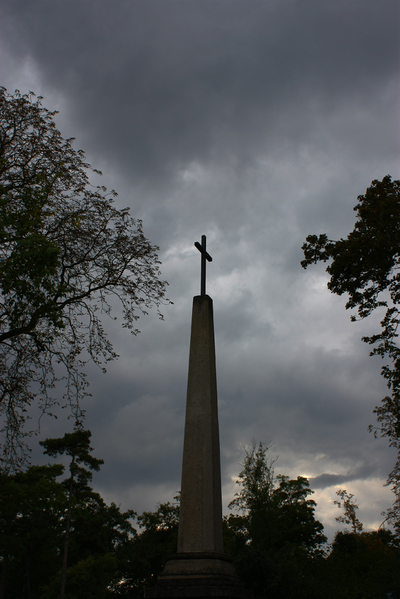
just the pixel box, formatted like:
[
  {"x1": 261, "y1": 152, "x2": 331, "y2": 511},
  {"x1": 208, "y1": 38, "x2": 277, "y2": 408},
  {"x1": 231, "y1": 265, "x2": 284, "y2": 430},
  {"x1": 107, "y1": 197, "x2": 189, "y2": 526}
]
[
  {"x1": 59, "y1": 460, "x2": 75, "y2": 599},
  {"x1": 0, "y1": 554, "x2": 7, "y2": 599},
  {"x1": 23, "y1": 548, "x2": 33, "y2": 599}
]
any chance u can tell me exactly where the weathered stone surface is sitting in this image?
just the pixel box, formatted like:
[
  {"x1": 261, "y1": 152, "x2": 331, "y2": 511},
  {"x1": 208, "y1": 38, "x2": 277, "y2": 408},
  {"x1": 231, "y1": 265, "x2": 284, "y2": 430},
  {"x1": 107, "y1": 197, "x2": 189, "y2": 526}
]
[
  {"x1": 158, "y1": 552, "x2": 240, "y2": 585},
  {"x1": 178, "y1": 295, "x2": 223, "y2": 554},
  {"x1": 146, "y1": 585, "x2": 253, "y2": 599},
  {"x1": 145, "y1": 295, "x2": 254, "y2": 599}
]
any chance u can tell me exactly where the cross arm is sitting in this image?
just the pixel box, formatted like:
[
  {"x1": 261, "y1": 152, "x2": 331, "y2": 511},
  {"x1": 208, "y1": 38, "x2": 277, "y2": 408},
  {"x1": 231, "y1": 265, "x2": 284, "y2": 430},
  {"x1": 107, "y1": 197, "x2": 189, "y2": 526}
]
[
  {"x1": 194, "y1": 235, "x2": 213, "y2": 296},
  {"x1": 194, "y1": 241, "x2": 212, "y2": 263}
]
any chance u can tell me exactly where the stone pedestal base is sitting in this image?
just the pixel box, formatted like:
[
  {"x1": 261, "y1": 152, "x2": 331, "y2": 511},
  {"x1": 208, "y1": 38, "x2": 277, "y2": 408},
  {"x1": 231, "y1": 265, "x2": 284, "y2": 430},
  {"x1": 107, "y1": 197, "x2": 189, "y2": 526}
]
[{"x1": 144, "y1": 553, "x2": 254, "y2": 599}]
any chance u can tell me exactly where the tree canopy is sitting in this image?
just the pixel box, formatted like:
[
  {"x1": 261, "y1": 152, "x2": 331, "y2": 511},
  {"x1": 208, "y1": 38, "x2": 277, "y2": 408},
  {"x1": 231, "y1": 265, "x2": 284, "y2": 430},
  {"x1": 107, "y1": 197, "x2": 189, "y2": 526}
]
[
  {"x1": 301, "y1": 175, "x2": 400, "y2": 534},
  {"x1": 40, "y1": 429, "x2": 105, "y2": 599},
  {"x1": 323, "y1": 528, "x2": 400, "y2": 599},
  {"x1": 333, "y1": 488, "x2": 363, "y2": 534},
  {"x1": 1, "y1": 438, "x2": 399, "y2": 598},
  {"x1": 0, "y1": 88, "x2": 169, "y2": 467},
  {"x1": 225, "y1": 442, "x2": 326, "y2": 598}
]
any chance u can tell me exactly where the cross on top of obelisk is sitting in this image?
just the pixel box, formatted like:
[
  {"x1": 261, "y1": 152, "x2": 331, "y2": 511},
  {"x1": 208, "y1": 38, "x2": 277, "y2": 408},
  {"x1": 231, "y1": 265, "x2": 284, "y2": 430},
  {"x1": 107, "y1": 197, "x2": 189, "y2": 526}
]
[{"x1": 194, "y1": 235, "x2": 212, "y2": 296}]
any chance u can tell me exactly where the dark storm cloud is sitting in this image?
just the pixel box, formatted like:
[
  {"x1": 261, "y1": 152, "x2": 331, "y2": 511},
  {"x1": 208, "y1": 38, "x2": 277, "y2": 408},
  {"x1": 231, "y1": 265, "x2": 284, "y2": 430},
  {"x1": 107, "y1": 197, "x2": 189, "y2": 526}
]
[
  {"x1": 1, "y1": 0, "x2": 399, "y2": 532},
  {"x1": 310, "y1": 469, "x2": 370, "y2": 490},
  {"x1": 1, "y1": 0, "x2": 398, "y2": 189}
]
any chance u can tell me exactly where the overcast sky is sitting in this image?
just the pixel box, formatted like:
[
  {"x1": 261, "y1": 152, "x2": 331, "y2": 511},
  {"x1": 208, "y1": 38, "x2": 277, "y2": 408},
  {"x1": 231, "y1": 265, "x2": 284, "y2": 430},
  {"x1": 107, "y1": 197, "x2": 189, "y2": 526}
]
[{"x1": 1, "y1": 0, "x2": 399, "y2": 541}]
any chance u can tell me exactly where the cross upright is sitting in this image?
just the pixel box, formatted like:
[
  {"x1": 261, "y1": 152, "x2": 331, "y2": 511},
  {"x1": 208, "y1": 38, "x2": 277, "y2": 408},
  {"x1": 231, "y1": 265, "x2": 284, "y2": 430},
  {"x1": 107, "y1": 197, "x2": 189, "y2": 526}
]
[{"x1": 194, "y1": 235, "x2": 212, "y2": 296}]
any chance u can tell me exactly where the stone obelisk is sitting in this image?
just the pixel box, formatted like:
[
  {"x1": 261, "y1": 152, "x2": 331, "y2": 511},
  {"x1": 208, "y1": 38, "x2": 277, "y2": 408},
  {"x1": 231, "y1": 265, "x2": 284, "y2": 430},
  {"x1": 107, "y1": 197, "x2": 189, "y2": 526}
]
[
  {"x1": 146, "y1": 236, "x2": 250, "y2": 599},
  {"x1": 177, "y1": 292, "x2": 223, "y2": 555}
]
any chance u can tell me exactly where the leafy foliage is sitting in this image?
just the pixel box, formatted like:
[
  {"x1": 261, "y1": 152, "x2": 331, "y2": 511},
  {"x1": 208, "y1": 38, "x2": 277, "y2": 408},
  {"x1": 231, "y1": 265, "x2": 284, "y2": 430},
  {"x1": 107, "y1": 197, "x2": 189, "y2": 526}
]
[
  {"x1": 323, "y1": 529, "x2": 400, "y2": 599},
  {"x1": 225, "y1": 442, "x2": 327, "y2": 598},
  {"x1": 0, "y1": 88, "x2": 169, "y2": 467},
  {"x1": 0, "y1": 464, "x2": 67, "y2": 598},
  {"x1": 0, "y1": 432, "x2": 135, "y2": 599},
  {"x1": 301, "y1": 177, "x2": 400, "y2": 319},
  {"x1": 114, "y1": 499, "x2": 179, "y2": 598},
  {"x1": 40, "y1": 429, "x2": 104, "y2": 488},
  {"x1": 40, "y1": 429, "x2": 105, "y2": 599},
  {"x1": 333, "y1": 488, "x2": 363, "y2": 534},
  {"x1": 301, "y1": 176, "x2": 400, "y2": 533},
  {"x1": 42, "y1": 553, "x2": 118, "y2": 599},
  {"x1": 2, "y1": 438, "x2": 399, "y2": 598}
]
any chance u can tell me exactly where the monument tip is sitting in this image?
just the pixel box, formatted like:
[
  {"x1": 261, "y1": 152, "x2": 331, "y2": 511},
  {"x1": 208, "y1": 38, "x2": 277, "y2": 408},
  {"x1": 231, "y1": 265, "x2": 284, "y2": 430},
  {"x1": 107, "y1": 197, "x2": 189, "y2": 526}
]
[{"x1": 194, "y1": 235, "x2": 212, "y2": 296}]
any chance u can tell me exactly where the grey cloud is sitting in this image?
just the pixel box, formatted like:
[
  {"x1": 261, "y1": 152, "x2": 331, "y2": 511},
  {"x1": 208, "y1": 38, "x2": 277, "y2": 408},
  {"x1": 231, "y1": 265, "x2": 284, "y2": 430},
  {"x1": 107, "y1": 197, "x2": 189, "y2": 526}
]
[
  {"x1": 310, "y1": 473, "x2": 355, "y2": 489},
  {"x1": 1, "y1": 0, "x2": 398, "y2": 190},
  {"x1": 1, "y1": 0, "x2": 398, "y2": 532},
  {"x1": 310, "y1": 461, "x2": 386, "y2": 490}
]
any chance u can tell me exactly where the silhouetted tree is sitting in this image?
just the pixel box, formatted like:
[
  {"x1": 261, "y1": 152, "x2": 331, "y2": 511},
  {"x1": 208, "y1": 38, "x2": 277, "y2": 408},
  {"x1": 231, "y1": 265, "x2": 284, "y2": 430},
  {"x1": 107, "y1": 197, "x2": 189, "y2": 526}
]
[
  {"x1": 324, "y1": 529, "x2": 400, "y2": 598},
  {"x1": 40, "y1": 429, "x2": 104, "y2": 599},
  {"x1": 0, "y1": 433, "x2": 135, "y2": 599},
  {"x1": 113, "y1": 499, "x2": 179, "y2": 598},
  {"x1": 0, "y1": 88, "x2": 169, "y2": 467},
  {"x1": 302, "y1": 176, "x2": 400, "y2": 533},
  {"x1": 225, "y1": 442, "x2": 326, "y2": 598},
  {"x1": 333, "y1": 488, "x2": 363, "y2": 533},
  {"x1": 0, "y1": 464, "x2": 66, "y2": 599}
]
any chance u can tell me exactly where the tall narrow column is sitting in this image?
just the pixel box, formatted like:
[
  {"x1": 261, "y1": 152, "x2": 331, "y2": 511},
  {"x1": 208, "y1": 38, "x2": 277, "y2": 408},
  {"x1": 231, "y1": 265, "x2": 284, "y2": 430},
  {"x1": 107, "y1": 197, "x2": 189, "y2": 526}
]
[
  {"x1": 145, "y1": 237, "x2": 251, "y2": 599},
  {"x1": 178, "y1": 294, "x2": 223, "y2": 554}
]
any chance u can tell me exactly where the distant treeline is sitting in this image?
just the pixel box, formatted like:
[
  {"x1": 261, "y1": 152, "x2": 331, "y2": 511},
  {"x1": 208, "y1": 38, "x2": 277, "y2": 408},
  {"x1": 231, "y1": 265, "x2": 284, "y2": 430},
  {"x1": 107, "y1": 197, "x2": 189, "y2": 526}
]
[{"x1": 0, "y1": 435, "x2": 398, "y2": 599}]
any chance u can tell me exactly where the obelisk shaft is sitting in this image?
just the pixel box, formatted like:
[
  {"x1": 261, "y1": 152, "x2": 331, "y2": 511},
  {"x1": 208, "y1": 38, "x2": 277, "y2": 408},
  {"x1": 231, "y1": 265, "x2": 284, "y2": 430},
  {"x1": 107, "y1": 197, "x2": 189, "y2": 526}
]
[
  {"x1": 177, "y1": 294, "x2": 224, "y2": 554},
  {"x1": 145, "y1": 292, "x2": 247, "y2": 598}
]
